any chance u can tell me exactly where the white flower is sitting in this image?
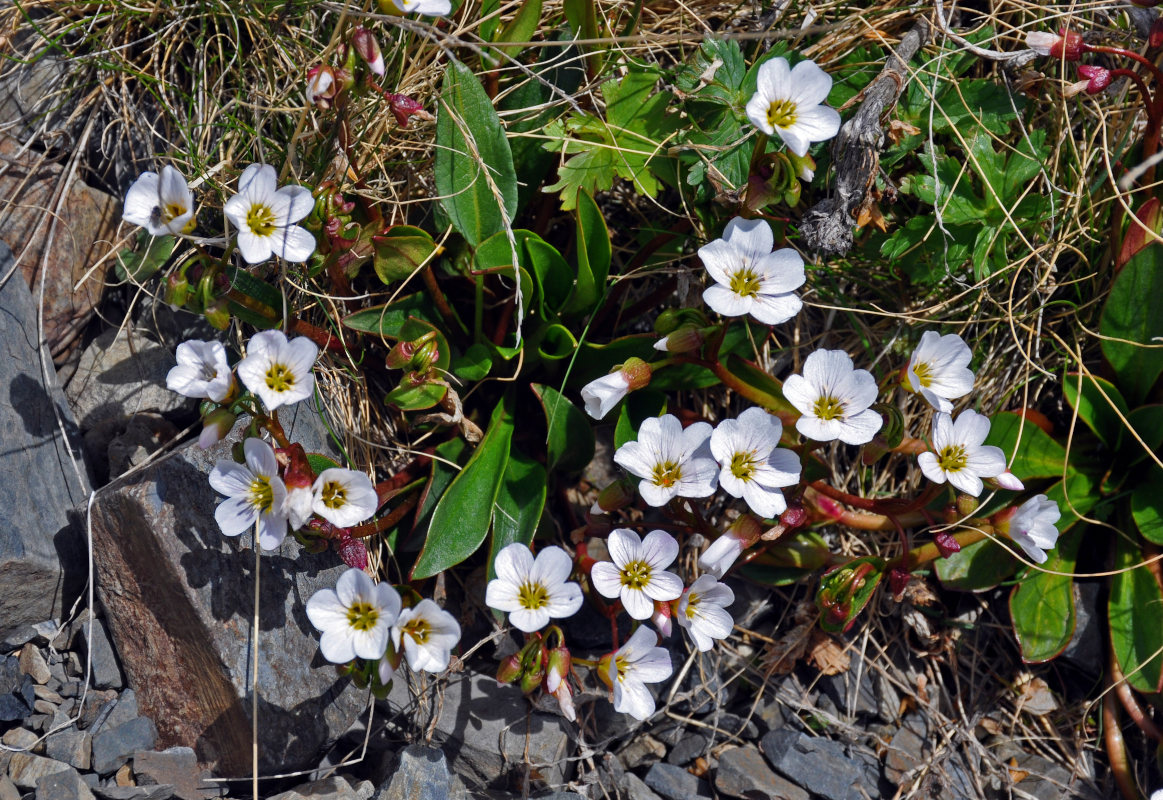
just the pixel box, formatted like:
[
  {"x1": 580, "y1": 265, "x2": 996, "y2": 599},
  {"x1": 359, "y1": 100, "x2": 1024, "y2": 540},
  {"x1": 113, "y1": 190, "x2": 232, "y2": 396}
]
[
  {"x1": 166, "y1": 340, "x2": 233, "y2": 402},
  {"x1": 312, "y1": 468, "x2": 378, "y2": 528},
  {"x1": 581, "y1": 372, "x2": 629, "y2": 420},
  {"x1": 1006, "y1": 495, "x2": 1061, "y2": 564},
  {"x1": 605, "y1": 626, "x2": 673, "y2": 720},
  {"x1": 208, "y1": 438, "x2": 288, "y2": 550},
  {"x1": 383, "y1": 0, "x2": 451, "y2": 15},
  {"x1": 392, "y1": 599, "x2": 461, "y2": 673},
  {"x1": 223, "y1": 163, "x2": 316, "y2": 264},
  {"x1": 698, "y1": 534, "x2": 745, "y2": 578},
  {"x1": 675, "y1": 574, "x2": 735, "y2": 652},
  {"x1": 236, "y1": 330, "x2": 319, "y2": 411},
  {"x1": 710, "y1": 407, "x2": 801, "y2": 519},
  {"x1": 485, "y1": 544, "x2": 583, "y2": 632},
  {"x1": 782, "y1": 349, "x2": 883, "y2": 445},
  {"x1": 700, "y1": 217, "x2": 805, "y2": 326},
  {"x1": 305, "y1": 66, "x2": 336, "y2": 105},
  {"x1": 283, "y1": 485, "x2": 315, "y2": 530},
  {"x1": 306, "y1": 568, "x2": 401, "y2": 663},
  {"x1": 905, "y1": 331, "x2": 975, "y2": 413},
  {"x1": 123, "y1": 165, "x2": 195, "y2": 236},
  {"x1": 917, "y1": 410, "x2": 1008, "y2": 497},
  {"x1": 993, "y1": 471, "x2": 1025, "y2": 491},
  {"x1": 744, "y1": 57, "x2": 841, "y2": 157},
  {"x1": 613, "y1": 414, "x2": 719, "y2": 506},
  {"x1": 591, "y1": 529, "x2": 684, "y2": 620}
]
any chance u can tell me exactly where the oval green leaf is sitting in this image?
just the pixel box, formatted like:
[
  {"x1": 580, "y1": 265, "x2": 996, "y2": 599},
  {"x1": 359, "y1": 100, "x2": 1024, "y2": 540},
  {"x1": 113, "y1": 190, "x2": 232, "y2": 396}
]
[
  {"x1": 1109, "y1": 533, "x2": 1163, "y2": 693},
  {"x1": 489, "y1": 449, "x2": 547, "y2": 579},
  {"x1": 1009, "y1": 530, "x2": 1080, "y2": 663},
  {"x1": 531, "y1": 382, "x2": 595, "y2": 473}
]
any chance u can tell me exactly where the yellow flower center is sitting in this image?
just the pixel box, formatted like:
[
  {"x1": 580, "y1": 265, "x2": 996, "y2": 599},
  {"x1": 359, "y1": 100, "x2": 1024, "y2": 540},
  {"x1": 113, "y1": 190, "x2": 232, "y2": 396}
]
[
  {"x1": 517, "y1": 581, "x2": 549, "y2": 610},
  {"x1": 247, "y1": 203, "x2": 278, "y2": 237},
  {"x1": 651, "y1": 460, "x2": 682, "y2": 488},
  {"x1": 937, "y1": 444, "x2": 968, "y2": 473},
  {"x1": 265, "y1": 362, "x2": 297, "y2": 394},
  {"x1": 685, "y1": 592, "x2": 700, "y2": 619},
  {"x1": 249, "y1": 476, "x2": 275, "y2": 513},
  {"x1": 321, "y1": 480, "x2": 347, "y2": 509},
  {"x1": 346, "y1": 601, "x2": 380, "y2": 632},
  {"x1": 812, "y1": 395, "x2": 845, "y2": 421},
  {"x1": 767, "y1": 99, "x2": 798, "y2": 129},
  {"x1": 912, "y1": 361, "x2": 933, "y2": 388},
  {"x1": 402, "y1": 617, "x2": 431, "y2": 644},
  {"x1": 619, "y1": 559, "x2": 652, "y2": 591},
  {"x1": 728, "y1": 267, "x2": 762, "y2": 298},
  {"x1": 729, "y1": 450, "x2": 758, "y2": 482},
  {"x1": 161, "y1": 202, "x2": 187, "y2": 224}
]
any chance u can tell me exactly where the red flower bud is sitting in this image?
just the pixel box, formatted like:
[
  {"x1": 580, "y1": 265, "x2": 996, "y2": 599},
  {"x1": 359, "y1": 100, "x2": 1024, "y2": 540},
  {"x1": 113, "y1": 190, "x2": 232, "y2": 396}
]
[
  {"x1": 352, "y1": 27, "x2": 385, "y2": 76},
  {"x1": 933, "y1": 531, "x2": 961, "y2": 559},
  {"x1": 1077, "y1": 64, "x2": 1112, "y2": 93}
]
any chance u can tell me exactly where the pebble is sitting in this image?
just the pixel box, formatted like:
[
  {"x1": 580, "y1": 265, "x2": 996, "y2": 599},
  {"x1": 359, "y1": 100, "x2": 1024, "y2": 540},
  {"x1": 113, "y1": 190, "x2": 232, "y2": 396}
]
[
  {"x1": 618, "y1": 773, "x2": 662, "y2": 800},
  {"x1": 32, "y1": 685, "x2": 63, "y2": 705},
  {"x1": 45, "y1": 728, "x2": 91, "y2": 771},
  {"x1": 132, "y1": 747, "x2": 206, "y2": 800},
  {"x1": 664, "y1": 732, "x2": 709, "y2": 766},
  {"x1": 91, "y1": 717, "x2": 158, "y2": 775},
  {"x1": 715, "y1": 745, "x2": 809, "y2": 800},
  {"x1": 20, "y1": 646, "x2": 52, "y2": 685},
  {"x1": 8, "y1": 753, "x2": 72, "y2": 789},
  {"x1": 618, "y1": 734, "x2": 666, "y2": 769},
  {"x1": 2, "y1": 726, "x2": 39, "y2": 751},
  {"x1": 1, "y1": 626, "x2": 38, "y2": 653},
  {"x1": 34, "y1": 766, "x2": 95, "y2": 800},
  {"x1": 643, "y1": 763, "x2": 713, "y2": 800}
]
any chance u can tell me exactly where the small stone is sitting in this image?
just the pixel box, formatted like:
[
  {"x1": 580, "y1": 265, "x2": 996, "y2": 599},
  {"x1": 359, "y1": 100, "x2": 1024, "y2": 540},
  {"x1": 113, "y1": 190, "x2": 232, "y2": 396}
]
[
  {"x1": 0, "y1": 656, "x2": 36, "y2": 721},
  {"x1": 45, "y1": 728, "x2": 91, "y2": 771},
  {"x1": 115, "y1": 763, "x2": 135, "y2": 786},
  {"x1": 0, "y1": 775, "x2": 19, "y2": 800},
  {"x1": 19, "y1": 646, "x2": 52, "y2": 685},
  {"x1": 373, "y1": 745, "x2": 451, "y2": 800},
  {"x1": 32, "y1": 686, "x2": 63, "y2": 705},
  {"x1": 77, "y1": 619, "x2": 124, "y2": 691},
  {"x1": 884, "y1": 715, "x2": 928, "y2": 785},
  {"x1": 643, "y1": 763, "x2": 713, "y2": 800},
  {"x1": 703, "y1": 712, "x2": 758, "y2": 740},
  {"x1": 761, "y1": 729, "x2": 864, "y2": 800},
  {"x1": 91, "y1": 718, "x2": 158, "y2": 775},
  {"x1": 2, "y1": 727, "x2": 39, "y2": 751},
  {"x1": 33, "y1": 700, "x2": 57, "y2": 715},
  {"x1": 1, "y1": 626, "x2": 37, "y2": 653},
  {"x1": 76, "y1": 689, "x2": 117, "y2": 730},
  {"x1": 100, "y1": 689, "x2": 139, "y2": 732},
  {"x1": 132, "y1": 747, "x2": 203, "y2": 800},
  {"x1": 34, "y1": 766, "x2": 94, "y2": 800},
  {"x1": 618, "y1": 734, "x2": 666, "y2": 769},
  {"x1": 91, "y1": 787, "x2": 176, "y2": 800},
  {"x1": 716, "y1": 746, "x2": 809, "y2": 800},
  {"x1": 618, "y1": 773, "x2": 662, "y2": 800},
  {"x1": 757, "y1": 701, "x2": 786, "y2": 734},
  {"x1": 665, "y1": 732, "x2": 709, "y2": 766},
  {"x1": 7, "y1": 753, "x2": 71, "y2": 789}
]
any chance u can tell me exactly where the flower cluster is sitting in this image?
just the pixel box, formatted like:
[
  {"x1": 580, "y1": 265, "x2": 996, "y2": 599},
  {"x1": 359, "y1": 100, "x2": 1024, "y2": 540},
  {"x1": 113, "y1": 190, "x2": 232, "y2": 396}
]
[
  {"x1": 122, "y1": 163, "x2": 317, "y2": 266},
  {"x1": 306, "y1": 567, "x2": 461, "y2": 682}
]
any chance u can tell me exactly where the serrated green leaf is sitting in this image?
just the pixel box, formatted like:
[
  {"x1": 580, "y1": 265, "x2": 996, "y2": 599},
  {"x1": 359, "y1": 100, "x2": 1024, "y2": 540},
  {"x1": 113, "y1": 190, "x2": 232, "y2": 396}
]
[
  {"x1": 412, "y1": 397, "x2": 514, "y2": 579},
  {"x1": 531, "y1": 382, "x2": 595, "y2": 472},
  {"x1": 1110, "y1": 533, "x2": 1163, "y2": 693},
  {"x1": 434, "y1": 60, "x2": 517, "y2": 246},
  {"x1": 489, "y1": 450, "x2": 547, "y2": 580},
  {"x1": 936, "y1": 538, "x2": 1020, "y2": 591},
  {"x1": 1101, "y1": 244, "x2": 1163, "y2": 405},
  {"x1": 1009, "y1": 529, "x2": 1080, "y2": 663},
  {"x1": 673, "y1": 36, "x2": 746, "y2": 101}
]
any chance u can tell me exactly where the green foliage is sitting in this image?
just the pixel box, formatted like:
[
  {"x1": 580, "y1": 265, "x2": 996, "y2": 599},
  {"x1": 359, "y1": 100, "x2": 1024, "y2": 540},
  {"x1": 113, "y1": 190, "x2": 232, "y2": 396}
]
[
  {"x1": 1110, "y1": 534, "x2": 1163, "y2": 693},
  {"x1": 434, "y1": 60, "x2": 518, "y2": 246},
  {"x1": 489, "y1": 451, "x2": 547, "y2": 578},
  {"x1": 1009, "y1": 530, "x2": 1080, "y2": 663},
  {"x1": 531, "y1": 383, "x2": 595, "y2": 473},
  {"x1": 936, "y1": 539, "x2": 1018, "y2": 592},
  {"x1": 115, "y1": 231, "x2": 176, "y2": 283},
  {"x1": 1100, "y1": 244, "x2": 1163, "y2": 406}
]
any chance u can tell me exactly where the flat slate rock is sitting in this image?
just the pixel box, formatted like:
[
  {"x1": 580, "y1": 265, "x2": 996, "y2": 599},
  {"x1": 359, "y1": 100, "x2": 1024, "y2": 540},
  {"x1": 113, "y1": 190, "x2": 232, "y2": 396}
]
[
  {"x1": 761, "y1": 729, "x2": 867, "y2": 800},
  {"x1": 643, "y1": 763, "x2": 713, "y2": 800},
  {"x1": 715, "y1": 745, "x2": 809, "y2": 800},
  {"x1": 89, "y1": 411, "x2": 364, "y2": 776},
  {"x1": 34, "y1": 766, "x2": 95, "y2": 800},
  {"x1": 0, "y1": 243, "x2": 89, "y2": 638},
  {"x1": 373, "y1": 745, "x2": 451, "y2": 800}
]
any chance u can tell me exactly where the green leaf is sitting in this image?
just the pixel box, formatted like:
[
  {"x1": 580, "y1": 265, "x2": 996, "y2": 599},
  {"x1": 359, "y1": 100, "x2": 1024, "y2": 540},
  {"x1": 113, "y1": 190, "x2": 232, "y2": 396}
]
[
  {"x1": 486, "y1": 0, "x2": 542, "y2": 61},
  {"x1": 372, "y1": 226, "x2": 437, "y2": 285},
  {"x1": 412, "y1": 437, "x2": 470, "y2": 544},
  {"x1": 412, "y1": 397, "x2": 514, "y2": 579},
  {"x1": 451, "y1": 342, "x2": 493, "y2": 382},
  {"x1": 563, "y1": 189, "x2": 611, "y2": 314},
  {"x1": 305, "y1": 453, "x2": 341, "y2": 475},
  {"x1": 816, "y1": 556, "x2": 885, "y2": 633},
  {"x1": 1110, "y1": 532, "x2": 1163, "y2": 693},
  {"x1": 1063, "y1": 373, "x2": 1130, "y2": 450},
  {"x1": 525, "y1": 236, "x2": 573, "y2": 313},
  {"x1": 614, "y1": 389, "x2": 667, "y2": 449},
  {"x1": 936, "y1": 538, "x2": 1019, "y2": 591},
  {"x1": 489, "y1": 450, "x2": 547, "y2": 579},
  {"x1": 537, "y1": 323, "x2": 578, "y2": 362},
  {"x1": 673, "y1": 36, "x2": 746, "y2": 102},
  {"x1": 1009, "y1": 530, "x2": 1080, "y2": 663},
  {"x1": 341, "y1": 293, "x2": 439, "y2": 336},
  {"x1": 1119, "y1": 405, "x2": 1163, "y2": 470},
  {"x1": 224, "y1": 265, "x2": 283, "y2": 328},
  {"x1": 115, "y1": 232, "x2": 176, "y2": 283},
  {"x1": 1132, "y1": 467, "x2": 1163, "y2": 545},
  {"x1": 984, "y1": 412, "x2": 1068, "y2": 480},
  {"x1": 434, "y1": 60, "x2": 517, "y2": 246},
  {"x1": 738, "y1": 531, "x2": 831, "y2": 586},
  {"x1": 1101, "y1": 244, "x2": 1163, "y2": 405},
  {"x1": 531, "y1": 383, "x2": 595, "y2": 472},
  {"x1": 1043, "y1": 471, "x2": 1101, "y2": 532},
  {"x1": 384, "y1": 381, "x2": 448, "y2": 411}
]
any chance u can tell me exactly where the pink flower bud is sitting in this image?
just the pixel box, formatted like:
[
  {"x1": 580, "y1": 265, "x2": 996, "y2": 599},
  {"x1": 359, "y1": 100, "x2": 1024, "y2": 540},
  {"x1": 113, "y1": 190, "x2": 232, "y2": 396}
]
[
  {"x1": 306, "y1": 65, "x2": 341, "y2": 108},
  {"x1": 933, "y1": 531, "x2": 961, "y2": 559},
  {"x1": 620, "y1": 357, "x2": 652, "y2": 391},
  {"x1": 496, "y1": 653, "x2": 523, "y2": 684},
  {"x1": 1077, "y1": 64, "x2": 1112, "y2": 93},
  {"x1": 352, "y1": 27, "x2": 385, "y2": 76},
  {"x1": 991, "y1": 471, "x2": 1025, "y2": 491},
  {"x1": 385, "y1": 93, "x2": 432, "y2": 128},
  {"x1": 1026, "y1": 29, "x2": 1085, "y2": 61},
  {"x1": 545, "y1": 645, "x2": 571, "y2": 693},
  {"x1": 198, "y1": 408, "x2": 236, "y2": 449},
  {"x1": 336, "y1": 533, "x2": 369, "y2": 570},
  {"x1": 653, "y1": 324, "x2": 705, "y2": 354},
  {"x1": 652, "y1": 601, "x2": 673, "y2": 638}
]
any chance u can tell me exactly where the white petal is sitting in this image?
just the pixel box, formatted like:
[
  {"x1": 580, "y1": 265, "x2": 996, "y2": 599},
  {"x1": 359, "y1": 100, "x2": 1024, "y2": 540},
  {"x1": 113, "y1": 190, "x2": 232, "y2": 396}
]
[
  {"x1": 530, "y1": 546, "x2": 574, "y2": 587},
  {"x1": 613, "y1": 440, "x2": 653, "y2": 479},
  {"x1": 257, "y1": 512, "x2": 287, "y2": 550},
  {"x1": 607, "y1": 528, "x2": 641, "y2": 567},
  {"x1": 485, "y1": 579, "x2": 522, "y2": 613},
  {"x1": 722, "y1": 216, "x2": 773, "y2": 260},
  {"x1": 590, "y1": 562, "x2": 624, "y2": 599},
  {"x1": 639, "y1": 481, "x2": 678, "y2": 507},
  {"x1": 704, "y1": 284, "x2": 752, "y2": 317},
  {"x1": 836, "y1": 409, "x2": 882, "y2": 445},
  {"x1": 614, "y1": 677, "x2": 656, "y2": 720},
  {"x1": 274, "y1": 225, "x2": 317, "y2": 262},
  {"x1": 787, "y1": 105, "x2": 841, "y2": 145},
  {"x1": 279, "y1": 184, "x2": 316, "y2": 223},
  {"x1": 697, "y1": 239, "x2": 740, "y2": 286},
  {"x1": 947, "y1": 469, "x2": 984, "y2": 497},
  {"x1": 748, "y1": 293, "x2": 802, "y2": 326},
  {"x1": 544, "y1": 583, "x2": 583, "y2": 619},
  {"x1": 639, "y1": 530, "x2": 678, "y2": 569},
  {"x1": 744, "y1": 93, "x2": 775, "y2": 136},
  {"x1": 123, "y1": 172, "x2": 160, "y2": 229},
  {"x1": 788, "y1": 59, "x2": 834, "y2": 107},
  {"x1": 306, "y1": 589, "x2": 346, "y2": 631},
  {"x1": 236, "y1": 229, "x2": 272, "y2": 264},
  {"x1": 642, "y1": 570, "x2": 683, "y2": 602},
  {"x1": 780, "y1": 374, "x2": 814, "y2": 415},
  {"x1": 776, "y1": 126, "x2": 810, "y2": 158},
  {"x1": 318, "y1": 629, "x2": 357, "y2": 664},
  {"x1": 953, "y1": 409, "x2": 992, "y2": 447},
  {"x1": 494, "y1": 542, "x2": 533, "y2": 586},
  {"x1": 742, "y1": 481, "x2": 786, "y2": 518},
  {"x1": 917, "y1": 452, "x2": 946, "y2": 485},
  {"x1": 508, "y1": 607, "x2": 550, "y2": 633},
  {"x1": 620, "y1": 587, "x2": 654, "y2": 620},
  {"x1": 215, "y1": 496, "x2": 257, "y2": 536}
]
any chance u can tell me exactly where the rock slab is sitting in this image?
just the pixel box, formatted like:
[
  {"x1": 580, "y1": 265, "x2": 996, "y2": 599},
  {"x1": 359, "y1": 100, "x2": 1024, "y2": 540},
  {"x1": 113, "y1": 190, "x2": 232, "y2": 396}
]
[
  {"x1": 89, "y1": 410, "x2": 364, "y2": 775},
  {"x1": 373, "y1": 745, "x2": 451, "y2": 800},
  {"x1": 715, "y1": 745, "x2": 809, "y2": 800},
  {"x1": 761, "y1": 729, "x2": 866, "y2": 800},
  {"x1": 0, "y1": 241, "x2": 88, "y2": 639}
]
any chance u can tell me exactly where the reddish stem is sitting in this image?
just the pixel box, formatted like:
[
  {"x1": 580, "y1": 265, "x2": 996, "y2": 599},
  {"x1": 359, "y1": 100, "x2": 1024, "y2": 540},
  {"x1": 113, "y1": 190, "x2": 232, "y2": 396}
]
[{"x1": 1103, "y1": 691, "x2": 1146, "y2": 800}]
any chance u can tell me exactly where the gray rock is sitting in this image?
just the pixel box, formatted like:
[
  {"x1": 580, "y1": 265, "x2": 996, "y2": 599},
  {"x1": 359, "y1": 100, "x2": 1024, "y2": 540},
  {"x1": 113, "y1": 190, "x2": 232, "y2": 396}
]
[
  {"x1": 670, "y1": 651, "x2": 729, "y2": 715},
  {"x1": 761, "y1": 729, "x2": 864, "y2": 800},
  {"x1": 703, "y1": 712, "x2": 758, "y2": 740},
  {"x1": 883, "y1": 714, "x2": 928, "y2": 785},
  {"x1": 92, "y1": 786, "x2": 176, "y2": 800},
  {"x1": 715, "y1": 746, "x2": 809, "y2": 800},
  {"x1": 373, "y1": 746, "x2": 451, "y2": 800},
  {"x1": 643, "y1": 763, "x2": 713, "y2": 800},
  {"x1": 270, "y1": 776, "x2": 364, "y2": 800},
  {"x1": 44, "y1": 728, "x2": 90, "y2": 771},
  {"x1": 89, "y1": 411, "x2": 364, "y2": 775},
  {"x1": 665, "y1": 732, "x2": 708, "y2": 766},
  {"x1": 34, "y1": 766, "x2": 94, "y2": 800},
  {"x1": 1062, "y1": 582, "x2": 1102, "y2": 675},
  {"x1": 1009, "y1": 752, "x2": 1079, "y2": 800},
  {"x1": 618, "y1": 735, "x2": 666, "y2": 769},
  {"x1": 74, "y1": 618, "x2": 124, "y2": 691},
  {"x1": 0, "y1": 244, "x2": 89, "y2": 639},
  {"x1": 91, "y1": 717, "x2": 158, "y2": 775},
  {"x1": 1, "y1": 625, "x2": 38, "y2": 653},
  {"x1": 7, "y1": 753, "x2": 71, "y2": 789},
  {"x1": 2, "y1": 726, "x2": 39, "y2": 751},
  {"x1": 381, "y1": 671, "x2": 574, "y2": 788},
  {"x1": 32, "y1": 685, "x2": 63, "y2": 705},
  {"x1": 132, "y1": 747, "x2": 209, "y2": 800},
  {"x1": 0, "y1": 775, "x2": 19, "y2": 800},
  {"x1": 618, "y1": 773, "x2": 662, "y2": 800}
]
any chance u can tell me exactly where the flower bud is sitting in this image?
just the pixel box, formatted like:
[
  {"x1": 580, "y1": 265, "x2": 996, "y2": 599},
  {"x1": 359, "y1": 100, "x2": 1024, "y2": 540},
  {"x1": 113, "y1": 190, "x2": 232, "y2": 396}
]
[
  {"x1": 1151, "y1": 17, "x2": 1163, "y2": 48},
  {"x1": 887, "y1": 567, "x2": 910, "y2": 600},
  {"x1": 496, "y1": 653, "x2": 523, "y2": 685},
  {"x1": 1025, "y1": 29, "x2": 1085, "y2": 61},
  {"x1": 786, "y1": 150, "x2": 816, "y2": 183},
  {"x1": 306, "y1": 65, "x2": 342, "y2": 109},
  {"x1": 590, "y1": 479, "x2": 635, "y2": 515},
  {"x1": 545, "y1": 645, "x2": 571, "y2": 693},
  {"x1": 351, "y1": 26, "x2": 385, "y2": 76},
  {"x1": 991, "y1": 471, "x2": 1025, "y2": 491},
  {"x1": 203, "y1": 299, "x2": 231, "y2": 330},
  {"x1": 653, "y1": 323, "x2": 705, "y2": 354},
  {"x1": 955, "y1": 493, "x2": 979, "y2": 518},
  {"x1": 198, "y1": 408, "x2": 236, "y2": 449},
  {"x1": 651, "y1": 601, "x2": 673, "y2": 638},
  {"x1": 620, "y1": 357, "x2": 652, "y2": 391},
  {"x1": 698, "y1": 515, "x2": 762, "y2": 578},
  {"x1": 280, "y1": 444, "x2": 317, "y2": 529},
  {"x1": 552, "y1": 680, "x2": 576, "y2": 722},
  {"x1": 166, "y1": 271, "x2": 190, "y2": 307},
  {"x1": 779, "y1": 503, "x2": 808, "y2": 531},
  {"x1": 1076, "y1": 64, "x2": 1112, "y2": 93},
  {"x1": 933, "y1": 531, "x2": 961, "y2": 559},
  {"x1": 520, "y1": 661, "x2": 544, "y2": 695},
  {"x1": 386, "y1": 340, "x2": 416, "y2": 369},
  {"x1": 384, "y1": 93, "x2": 432, "y2": 128},
  {"x1": 337, "y1": 533, "x2": 369, "y2": 570}
]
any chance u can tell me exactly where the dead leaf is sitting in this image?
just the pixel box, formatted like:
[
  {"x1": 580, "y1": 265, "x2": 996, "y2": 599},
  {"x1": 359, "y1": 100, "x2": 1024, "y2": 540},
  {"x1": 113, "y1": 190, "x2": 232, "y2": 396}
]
[
  {"x1": 761, "y1": 619, "x2": 813, "y2": 676},
  {"x1": 887, "y1": 118, "x2": 921, "y2": 143},
  {"x1": 807, "y1": 629, "x2": 851, "y2": 676},
  {"x1": 1016, "y1": 676, "x2": 1060, "y2": 716}
]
